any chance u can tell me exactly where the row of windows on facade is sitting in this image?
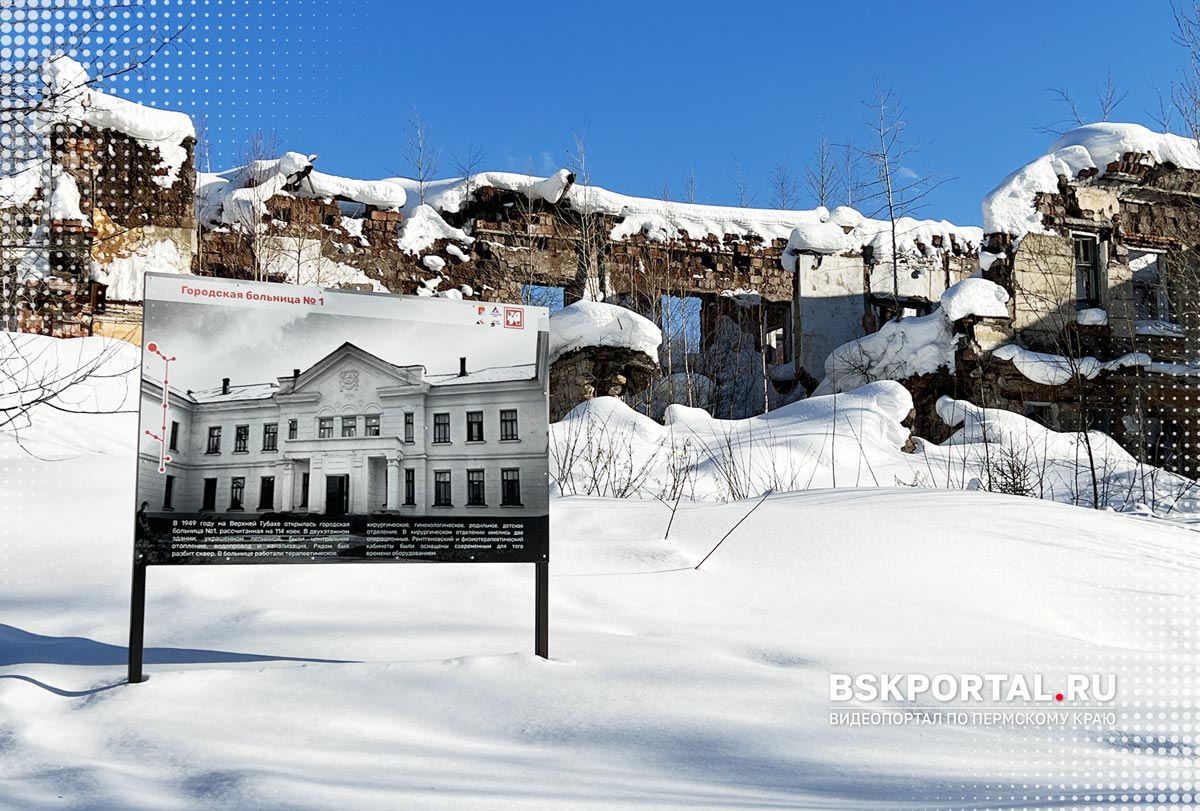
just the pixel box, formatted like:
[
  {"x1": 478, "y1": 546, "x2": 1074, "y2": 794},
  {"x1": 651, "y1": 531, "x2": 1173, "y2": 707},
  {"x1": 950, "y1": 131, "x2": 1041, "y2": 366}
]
[
  {"x1": 181, "y1": 410, "x2": 522, "y2": 455},
  {"x1": 160, "y1": 468, "x2": 525, "y2": 511}
]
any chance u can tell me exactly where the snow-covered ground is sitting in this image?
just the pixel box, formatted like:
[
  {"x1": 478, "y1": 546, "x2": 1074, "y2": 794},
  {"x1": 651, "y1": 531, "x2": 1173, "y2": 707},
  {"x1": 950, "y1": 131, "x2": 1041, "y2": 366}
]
[
  {"x1": 553, "y1": 383, "x2": 1200, "y2": 513},
  {"x1": 1, "y1": 338, "x2": 1198, "y2": 809}
]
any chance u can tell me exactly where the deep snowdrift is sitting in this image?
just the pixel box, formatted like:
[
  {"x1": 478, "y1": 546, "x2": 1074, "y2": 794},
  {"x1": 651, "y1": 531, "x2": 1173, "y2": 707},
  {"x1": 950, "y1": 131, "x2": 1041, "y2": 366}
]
[
  {"x1": 552, "y1": 384, "x2": 1197, "y2": 513},
  {"x1": 813, "y1": 277, "x2": 1010, "y2": 396},
  {"x1": 0, "y1": 336, "x2": 1197, "y2": 808},
  {"x1": 1, "y1": 459, "x2": 1197, "y2": 809}
]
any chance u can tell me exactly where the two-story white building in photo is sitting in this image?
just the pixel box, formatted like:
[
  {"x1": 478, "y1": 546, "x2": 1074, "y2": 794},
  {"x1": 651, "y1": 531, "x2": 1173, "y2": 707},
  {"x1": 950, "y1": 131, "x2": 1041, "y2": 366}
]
[{"x1": 137, "y1": 338, "x2": 550, "y2": 519}]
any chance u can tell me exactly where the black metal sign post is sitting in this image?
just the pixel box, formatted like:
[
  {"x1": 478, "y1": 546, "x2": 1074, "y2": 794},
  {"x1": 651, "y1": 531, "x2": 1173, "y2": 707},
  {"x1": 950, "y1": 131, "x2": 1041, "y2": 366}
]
[
  {"x1": 128, "y1": 558, "x2": 147, "y2": 683},
  {"x1": 535, "y1": 561, "x2": 549, "y2": 659},
  {"x1": 128, "y1": 557, "x2": 547, "y2": 683}
]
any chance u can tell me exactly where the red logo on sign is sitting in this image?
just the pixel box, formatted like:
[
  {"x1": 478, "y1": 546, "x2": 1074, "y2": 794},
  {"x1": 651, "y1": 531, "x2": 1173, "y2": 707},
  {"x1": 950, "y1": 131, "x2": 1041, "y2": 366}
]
[{"x1": 504, "y1": 308, "x2": 524, "y2": 329}]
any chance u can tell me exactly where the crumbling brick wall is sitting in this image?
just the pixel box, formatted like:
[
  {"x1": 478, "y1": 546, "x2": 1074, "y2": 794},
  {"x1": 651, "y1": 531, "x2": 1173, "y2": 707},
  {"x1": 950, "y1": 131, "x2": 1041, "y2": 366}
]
[
  {"x1": 549, "y1": 346, "x2": 660, "y2": 422},
  {"x1": 969, "y1": 155, "x2": 1200, "y2": 477}
]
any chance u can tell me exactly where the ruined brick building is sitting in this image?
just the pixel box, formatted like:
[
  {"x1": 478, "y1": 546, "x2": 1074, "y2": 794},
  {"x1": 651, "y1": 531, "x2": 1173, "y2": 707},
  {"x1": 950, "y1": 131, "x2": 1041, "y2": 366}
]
[
  {"x1": 5, "y1": 60, "x2": 980, "y2": 422},
  {"x1": 890, "y1": 124, "x2": 1200, "y2": 476},
  {"x1": 19, "y1": 60, "x2": 1200, "y2": 480}
]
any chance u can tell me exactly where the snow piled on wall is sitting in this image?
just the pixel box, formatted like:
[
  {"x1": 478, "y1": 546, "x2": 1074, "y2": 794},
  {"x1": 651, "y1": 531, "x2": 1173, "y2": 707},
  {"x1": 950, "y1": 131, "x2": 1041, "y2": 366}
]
[
  {"x1": 300, "y1": 170, "x2": 407, "y2": 210},
  {"x1": 815, "y1": 310, "x2": 953, "y2": 395},
  {"x1": 40, "y1": 57, "x2": 195, "y2": 188},
  {"x1": 397, "y1": 205, "x2": 474, "y2": 255},
  {"x1": 983, "y1": 122, "x2": 1200, "y2": 236},
  {"x1": 98, "y1": 240, "x2": 186, "y2": 301},
  {"x1": 814, "y1": 278, "x2": 1009, "y2": 394},
  {"x1": 47, "y1": 164, "x2": 88, "y2": 224},
  {"x1": 0, "y1": 161, "x2": 44, "y2": 210},
  {"x1": 939, "y1": 277, "x2": 1010, "y2": 321},
  {"x1": 990, "y1": 344, "x2": 1189, "y2": 385},
  {"x1": 548, "y1": 301, "x2": 663, "y2": 365}
]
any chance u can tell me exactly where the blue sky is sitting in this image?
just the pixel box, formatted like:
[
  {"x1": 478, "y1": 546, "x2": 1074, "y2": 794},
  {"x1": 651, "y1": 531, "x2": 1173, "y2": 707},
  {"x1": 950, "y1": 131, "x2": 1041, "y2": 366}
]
[{"x1": 108, "y1": 0, "x2": 1184, "y2": 226}]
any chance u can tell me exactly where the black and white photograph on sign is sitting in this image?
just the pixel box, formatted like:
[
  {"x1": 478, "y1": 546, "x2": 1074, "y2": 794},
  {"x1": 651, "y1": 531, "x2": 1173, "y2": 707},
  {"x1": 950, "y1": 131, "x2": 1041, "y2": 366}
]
[{"x1": 135, "y1": 274, "x2": 550, "y2": 564}]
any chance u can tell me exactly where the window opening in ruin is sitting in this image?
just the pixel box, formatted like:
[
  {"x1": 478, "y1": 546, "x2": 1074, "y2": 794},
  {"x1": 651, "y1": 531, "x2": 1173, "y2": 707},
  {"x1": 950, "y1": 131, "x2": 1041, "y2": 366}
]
[
  {"x1": 1145, "y1": 416, "x2": 1181, "y2": 469},
  {"x1": 522, "y1": 284, "x2": 564, "y2": 312},
  {"x1": 660, "y1": 295, "x2": 701, "y2": 368},
  {"x1": 1073, "y1": 234, "x2": 1102, "y2": 310},
  {"x1": 1130, "y1": 250, "x2": 1173, "y2": 323},
  {"x1": 1024, "y1": 401, "x2": 1057, "y2": 429},
  {"x1": 1086, "y1": 407, "x2": 1114, "y2": 435}
]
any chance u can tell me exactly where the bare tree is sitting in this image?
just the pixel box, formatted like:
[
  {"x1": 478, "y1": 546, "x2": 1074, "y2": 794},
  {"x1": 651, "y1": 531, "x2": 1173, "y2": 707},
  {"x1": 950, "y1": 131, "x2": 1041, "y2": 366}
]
[
  {"x1": 858, "y1": 84, "x2": 951, "y2": 302},
  {"x1": 840, "y1": 142, "x2": 867, "y2": 208},
  {"x1": 1037, "y1": 70, "x2": 1126, "y2": 135},
  {"x1": 233, "y1": 129, "x2": 283, "y2": 282},
  {"x1": 568, "y1": 131, "x2": 604, "y2": 301},
  {"x1": 767, "y1": 161, "x2": 800, "y2": 210},
  {"x1": 1036, "y1": 85, "x2": 1086, "y2": 136},
  {"x1": 403, "y1": 107, "x2": 441, "y2": 205},
  {"x1": 730, "y1": 157, "x2": 755, "y2": 208},
  {"x1": 452, "y1": 143, "x2": 486, "y2": 204},
  {"x1": 1175, "y1": 1, "x2": 1200, "y2": 142},
  {"x1": 682, "y1": 167, "x2": 699, "y2": 204},
  {"x1": 1148, "y1": 82, "x2": 1176, "y2": 132},
  {"x1": 1097, "y1": 68, "x2": 1128, "y2": 122},
  {"x1": 804, "y1": 130, "x2": 838, "y2": 208}
]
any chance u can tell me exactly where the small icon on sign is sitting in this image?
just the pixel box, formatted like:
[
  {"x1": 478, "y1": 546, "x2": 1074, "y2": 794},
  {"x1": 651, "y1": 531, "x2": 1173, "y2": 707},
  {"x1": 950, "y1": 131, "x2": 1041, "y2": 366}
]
[{"x1": 504, "y1": 308, "x2": 524, "y2": 329}]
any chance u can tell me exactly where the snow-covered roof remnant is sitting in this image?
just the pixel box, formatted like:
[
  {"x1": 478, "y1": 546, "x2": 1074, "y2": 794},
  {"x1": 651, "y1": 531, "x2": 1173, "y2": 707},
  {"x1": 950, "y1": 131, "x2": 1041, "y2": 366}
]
[
  {"x1": 198, "y1": 153, "x2": 408, "y2": 229},
  {"x1": 814, "y1": 277, "x2": 1010, "y2": 394},
  {"x1": 605, "y1": 197, "x2": 825, "y2": 245},
  {"x1": 298, "y1": 170, "x2": 407, "y2": 210},
  {"x1": 785, "y1": 219, "x2": 849, "y2": 256},
  {"x1": 828, "y1": 206, "x2": 864, "y2": 229},
  {"x1": 385, "y1": 170, "x2": 576, "y2": 217},
  {"x1": 782, "y1": 213, "x2": 980, "y2": 272},
  {"x1": 939, "y1": 277, "x2": 1009, "y2": 322},
  {"x1": 548, "y1": 301, "x2": 663, "y2": 365},
  {"x1": 982, "y1": 122, "x2": 1200, "y2": 237},
  {"x1": 40, "y1": 57, "x2": 195, "y2": 188},
  {"x1": 381, "y1": 169, "x2": 981, "y2": 268}
]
